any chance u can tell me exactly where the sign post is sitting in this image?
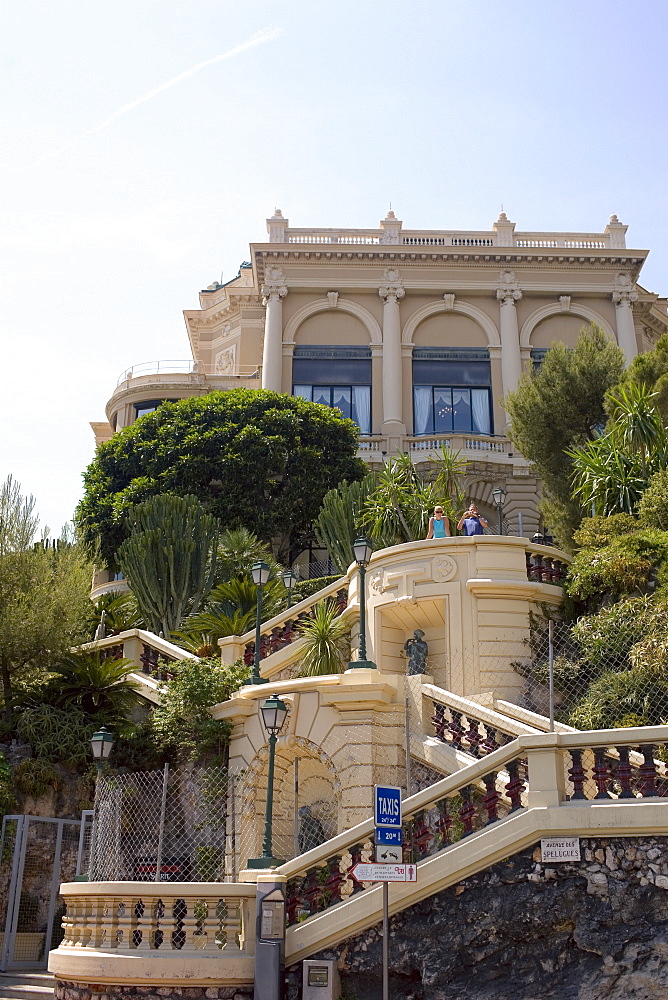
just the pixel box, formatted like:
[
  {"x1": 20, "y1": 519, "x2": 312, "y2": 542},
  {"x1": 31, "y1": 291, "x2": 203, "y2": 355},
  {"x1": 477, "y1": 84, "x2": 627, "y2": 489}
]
[{"x1": 373, "y1": 785, "x2": 403, "y2": 1000}]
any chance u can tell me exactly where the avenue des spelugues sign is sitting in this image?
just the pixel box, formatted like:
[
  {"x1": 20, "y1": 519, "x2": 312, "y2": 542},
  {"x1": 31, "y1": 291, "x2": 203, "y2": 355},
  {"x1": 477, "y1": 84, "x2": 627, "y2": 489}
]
[{"x1": 540, "y1": 837, "x2": 581, "y2": 862}]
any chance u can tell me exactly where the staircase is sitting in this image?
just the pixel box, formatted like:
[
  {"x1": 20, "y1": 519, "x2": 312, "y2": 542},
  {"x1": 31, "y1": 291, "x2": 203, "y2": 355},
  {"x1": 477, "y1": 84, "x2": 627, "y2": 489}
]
[{"x1": 0, "y1": 975, "x2": 54, "y2": 1000}]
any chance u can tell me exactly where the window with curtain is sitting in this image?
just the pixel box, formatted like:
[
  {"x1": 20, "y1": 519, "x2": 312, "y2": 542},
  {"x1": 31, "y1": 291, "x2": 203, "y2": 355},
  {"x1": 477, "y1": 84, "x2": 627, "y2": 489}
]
[
  {"x1": 412, "y1": 350, "x2": 492, "y2": 436},
  {"x1": 293, "y1": 346, "x2": 372, "y2": 434}
]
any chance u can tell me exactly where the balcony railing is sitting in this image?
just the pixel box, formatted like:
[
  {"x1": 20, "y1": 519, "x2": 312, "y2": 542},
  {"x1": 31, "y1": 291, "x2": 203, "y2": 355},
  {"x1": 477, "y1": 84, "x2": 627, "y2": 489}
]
[
  {"x1": 116, "y1": 361, "x2": 260, "y2": 386},
  {"x1": 271, "y1": 228, "x2": 618, "y2": 249}
]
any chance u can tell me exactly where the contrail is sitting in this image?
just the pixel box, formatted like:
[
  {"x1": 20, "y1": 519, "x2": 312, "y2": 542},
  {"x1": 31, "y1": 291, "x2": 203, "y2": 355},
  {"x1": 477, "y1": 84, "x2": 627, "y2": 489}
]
[{"x1": 33, "y1": 27, "x2": 283, "y2": 164}]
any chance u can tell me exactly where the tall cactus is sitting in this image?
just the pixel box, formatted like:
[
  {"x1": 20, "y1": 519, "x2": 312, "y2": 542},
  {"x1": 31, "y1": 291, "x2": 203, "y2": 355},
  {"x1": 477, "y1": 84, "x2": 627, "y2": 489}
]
[{"x1": 117, "y1": 495, "x2": 219, "y2": 637}]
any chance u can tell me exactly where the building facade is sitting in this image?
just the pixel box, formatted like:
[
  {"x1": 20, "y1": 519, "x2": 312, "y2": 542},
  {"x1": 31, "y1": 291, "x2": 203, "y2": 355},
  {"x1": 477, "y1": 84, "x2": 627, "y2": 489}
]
[{"x1": 93, "y1": 209, "x2": 668, "y2": 542}]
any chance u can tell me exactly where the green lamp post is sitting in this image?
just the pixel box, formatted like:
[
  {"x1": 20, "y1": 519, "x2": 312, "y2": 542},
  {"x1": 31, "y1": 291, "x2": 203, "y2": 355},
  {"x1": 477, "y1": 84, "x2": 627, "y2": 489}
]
[
  {"x1": 281, "y1": 569, "x2": 297, "y2": 608},
  {"x1": 90, "y1": 726, "x2": 114, "y2": 777},
  {"x1": 246, "y1": 560, "x2": 271, "y2": 685},
  {"x1": 348, "y1": 536, "x2": 376, "y2": 670},
  {"x1": 247, "y1": 694, "x2": 289, "y2": 869},
  {"x1": 492, "y1": 486, "x2": 507, "y2": 536}
]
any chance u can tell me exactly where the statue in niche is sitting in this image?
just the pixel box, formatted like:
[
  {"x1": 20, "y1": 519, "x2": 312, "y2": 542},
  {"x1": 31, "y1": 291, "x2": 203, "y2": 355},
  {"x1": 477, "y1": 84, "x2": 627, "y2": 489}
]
[
  {"x1": 403, "y1": 629, "x2": 428, "y2": 675},
  {"x1": 298, "y1": 805, "x2": 326, "y2": 854}
]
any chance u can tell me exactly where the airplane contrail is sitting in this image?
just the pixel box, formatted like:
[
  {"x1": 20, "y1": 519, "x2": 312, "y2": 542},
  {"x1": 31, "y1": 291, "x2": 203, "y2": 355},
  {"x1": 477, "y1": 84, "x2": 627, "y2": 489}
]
[{"x1": 33, "y1": 27, "x2": 283, "y2": 164}]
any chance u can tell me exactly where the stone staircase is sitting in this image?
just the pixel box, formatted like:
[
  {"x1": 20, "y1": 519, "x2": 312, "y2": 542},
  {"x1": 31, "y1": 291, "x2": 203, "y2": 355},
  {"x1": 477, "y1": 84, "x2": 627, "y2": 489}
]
[{"x1": 0, "y1": 975, "x2": 54, "y2": 1000}]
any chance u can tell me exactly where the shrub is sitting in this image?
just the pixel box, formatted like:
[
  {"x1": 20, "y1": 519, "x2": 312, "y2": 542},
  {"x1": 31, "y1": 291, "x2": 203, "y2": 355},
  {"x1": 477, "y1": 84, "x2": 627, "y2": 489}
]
[
  {"x1": 16, "y1": 705, "x2": 93, "y2": 769},
  {"x1": 569, "y1": 667, "x2": 668, "y2": 729},
  {"x1": 13, "y1": 758, "x2": 59, "y2": 797},
  {"x1": 293, "y1": 576, "x2": 343, "y2": 603}
]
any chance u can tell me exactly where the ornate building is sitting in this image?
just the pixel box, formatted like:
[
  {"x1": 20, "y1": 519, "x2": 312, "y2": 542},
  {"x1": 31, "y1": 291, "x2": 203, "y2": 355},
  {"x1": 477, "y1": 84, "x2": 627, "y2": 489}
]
[{"x1": 93, "y1": 209, "x2": 668, "y2": 545}]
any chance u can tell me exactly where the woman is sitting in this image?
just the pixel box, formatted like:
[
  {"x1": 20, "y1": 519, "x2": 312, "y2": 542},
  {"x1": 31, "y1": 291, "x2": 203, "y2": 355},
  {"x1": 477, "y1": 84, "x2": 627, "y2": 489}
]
[
  {"x1": 426, "y1": 505, "x2": 451, "y2": 539},
  {"x1": 457, "y1": 503, "x2": 488, "y2": 536}
]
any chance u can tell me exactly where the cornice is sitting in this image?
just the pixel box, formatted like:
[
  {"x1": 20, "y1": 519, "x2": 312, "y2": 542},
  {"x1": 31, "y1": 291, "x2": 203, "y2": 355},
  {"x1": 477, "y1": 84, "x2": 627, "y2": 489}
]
[{"x1": 185, "y1": 293, "x2": 262, "y2": 331}]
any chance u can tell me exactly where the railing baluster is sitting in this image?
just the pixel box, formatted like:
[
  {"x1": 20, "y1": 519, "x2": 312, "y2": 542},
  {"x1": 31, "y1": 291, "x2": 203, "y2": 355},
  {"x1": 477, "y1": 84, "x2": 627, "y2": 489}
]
[
  {"x1": 304, "y1": 868, "x2": 321, "y2": 915},
  {"x1": 349, "y1": 844, "x2": 365, "y2": 894},
  {"x1": 568, "y1": 748, "x2": 586, "y2": 800},
  {"x1": 482, "y1": 773, "x2": 500, "y2": 824},
  {"x1": 614, "y1": 746, "x2": 634, "y2": 798},
  {"x1": 324, "y1": 856, "x2": 344, "y2": 905},
  {"x1": 505, "y1": 759, "x2": 525, "y2": 811},
  {"x1": 431, "y1": 702, "x2": 446, "y2": 741},
  {"x1": 435, "y1": 798, "x2": 453, "y2": 848},
  {"x1": 593, "y1": 748, "x2": 612, "y2": 799},
  {"x1": 448, "y1": 710, "x2": 466, "y2": 750},
  {"x1": 459, "y1": 786, "x2": 475, "y2": 836},
  {"x1": 412, "y1": 810, "x2": 432, "y2": 858},
  {"x1": 639, "y1": 744, "x2": 658, "y2": 797}
]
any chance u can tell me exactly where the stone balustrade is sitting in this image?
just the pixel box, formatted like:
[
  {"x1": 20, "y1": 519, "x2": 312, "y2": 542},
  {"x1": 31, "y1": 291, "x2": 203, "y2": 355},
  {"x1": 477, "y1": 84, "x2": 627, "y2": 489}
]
[
  {"x1": 277, "y1": 228, "x2": 617, "y2": 249},
  {"x1": 50, "y1": 882, "x2": 256, "y2": 989}
]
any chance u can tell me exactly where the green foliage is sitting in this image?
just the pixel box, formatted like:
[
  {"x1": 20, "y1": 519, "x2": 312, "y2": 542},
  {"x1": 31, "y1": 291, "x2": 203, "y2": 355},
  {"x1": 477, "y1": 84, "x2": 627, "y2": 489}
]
[
  {"x1": 293, "y1": 576, "x2": 342, "y2": 602},
  {"x1": 16, "y1": 705, "x2": 94, "y2": 769},
  {"x1": 38, "y1": 651, "x2": 142, "y2": 725},
  {"x1": 315, "y1": 475, "x2": 376, "y2": 573},
  {"x1": 150, "y1": 657, "x2": 246, "y2": 761},
  {"x1": 93, "y1": 591, "x2": 144, "y2": 635},
  {"x1": 296, "y1": 601, "x2": 350, "y2": 677},
  {"x1": 0, "y1": 479, "x2": 94, "y2": 725},
  {"x1": 566, "y1": 529, "x2": 668, "y2": 603},
  {"x1": 625, "y1": 333, "x2": 668, "y2": 422},
  {"x1": 109, "y1": 724, "x2": 166, "y2": 771},
  {"x1": 0, "y1": 751, "x2": 17, "y2": 816},
  {"x1": 215, "y1": 528, "x2": 281, "y2": 584},
  {"x1": 13, "y1": 758, "x2": 59, "y2": 798},
  {"x1": 571, "y1": 597, "x2": 655, "y2": 675},
  {"x1": 504, "y1": 324, "x2": 625, "y2": 548},
  {"x1": 76, "y1": 389, "x2": 365, "y2": 568},
  {"x1": 570, "y1": 667, "x2": 668, "y2": 729},
  {"x1": 637, "y1": 470, "x2": 668, "y2": 529},
  {"x1": 117, "y1": 494, "x2": 219, "y2": 636},
  {"x1": 569, "y1": 382, "x2": 668, "y2": 517},
  {"x1": 176, "y1": 575, "x2": 287, "y2": 650},
  {"x1": 572, "y1": 514, "x2": 639, "y2": 549}
]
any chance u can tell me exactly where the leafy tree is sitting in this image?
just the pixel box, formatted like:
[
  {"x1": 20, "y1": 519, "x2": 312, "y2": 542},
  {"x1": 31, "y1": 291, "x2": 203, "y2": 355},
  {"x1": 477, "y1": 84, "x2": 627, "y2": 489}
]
[
  {"x1": 296, "y1": 601, "x2": 350, "y2": 677},
  {"x1": 624, "y1": 332, "x2": 668, "y2": 422},
  {"x1": 117, "y1": 494, "x2": 219, "y2": 636},
  {"x1": 92, "y1": 591, "x2": 145, "y2": 635},
  {"x1": 637, "y1": 469, "x2": 668, "y2": 529},
  {"x1": 150, "y1": 656, "x2": 246, "y2": 761},
  {"x1": 77, "y1": 389, "x2": 365, "y2": 568},
  {"x1": 569, "y1": 383, "x2": 668, "y2": 516},
  {"x1": 504, "y1": 325, "x2": 625, "y2": 548},
  {"x1": 0, "y1": 477, "x2": 93, "y2": 728},
  {"x1": 37, "y1": 651, "x2": 142, "y2": 725}
]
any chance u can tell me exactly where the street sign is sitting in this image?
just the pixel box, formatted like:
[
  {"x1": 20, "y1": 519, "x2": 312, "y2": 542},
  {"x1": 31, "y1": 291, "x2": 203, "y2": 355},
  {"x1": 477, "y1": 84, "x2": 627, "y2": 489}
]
[
  {"x1": 374, "y1": 785, "x2": 402, "y2": 829},
  {"x1": 351, "y1": 863, "x2": 417, "y2": 882},
  {"x1": 375, "y1": 827, "x2": 403, "y2": 846},
  {"x1": 375, "y1": 845, "x2": 402, "y2": 863}
]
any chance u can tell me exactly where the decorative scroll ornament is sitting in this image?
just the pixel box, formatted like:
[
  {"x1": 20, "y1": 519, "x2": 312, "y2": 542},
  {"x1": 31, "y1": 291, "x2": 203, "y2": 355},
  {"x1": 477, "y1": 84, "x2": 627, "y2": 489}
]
[
  {"x1": 261, "y1": 265, "x2": 288, "y2": 304},
  {"x1": 379, "y1": 267, "x2": 405, "y2": 303},
  {"x1": 369, "y1": 570, "x2": 386, "y2": 595},
  {"x1": 496, "y1": 269, "x2": 522, "y2": 306},
  {"x1": 432, "y1": 555, "x2": 457, "y2": 583},
  {"x1": 443, "y1": 293, "x2": 456, "y2": 311}
]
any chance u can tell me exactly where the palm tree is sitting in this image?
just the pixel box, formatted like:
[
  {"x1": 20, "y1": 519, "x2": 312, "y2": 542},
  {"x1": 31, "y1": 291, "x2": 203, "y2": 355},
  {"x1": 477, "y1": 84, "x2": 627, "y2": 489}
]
[
  {"x1": 296, "y1": 601, "x2": 350, "y2": 677},
  {"x1": 42, "y1": 651, "x2": 141, "y2": 724}
]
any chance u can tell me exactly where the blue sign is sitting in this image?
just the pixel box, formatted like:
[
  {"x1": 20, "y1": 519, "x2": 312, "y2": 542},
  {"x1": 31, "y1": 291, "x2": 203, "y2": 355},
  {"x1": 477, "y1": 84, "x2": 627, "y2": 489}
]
[
  {"x1": 375, "y1": 826, "x2": 403, "y2": 846},
  {"x1": 374, "y1": 785, "x2": 402, "y2": 829}
]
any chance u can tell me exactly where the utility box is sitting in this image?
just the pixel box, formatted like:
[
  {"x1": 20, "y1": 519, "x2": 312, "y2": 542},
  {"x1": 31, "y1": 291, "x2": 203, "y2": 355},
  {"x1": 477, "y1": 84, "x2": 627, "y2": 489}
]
[{"x1": 303, "y1": 959, "x2": 340, "y2": 1000}]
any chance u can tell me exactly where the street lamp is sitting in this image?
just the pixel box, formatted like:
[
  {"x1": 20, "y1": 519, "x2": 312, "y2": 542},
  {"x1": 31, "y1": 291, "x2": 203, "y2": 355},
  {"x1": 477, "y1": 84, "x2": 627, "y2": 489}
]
[
  {"x1": 90, "y1": 726, "x2": 114, "y2": 777},
  {"x1": 281, "y1": 569, "x2": 297, "y2": 608},
  {"x1": 247, "y1": 560, "x2": 271, "y2": 686},
  {"x1": 491, "y1": 487, "x2": 507, "y2": 536},
  {"x1": 348, "y1": 536, "x2": 376, "y2": 670},
  {"x1": 248, "y1": 694, "x2": 289, "y2": 869}
]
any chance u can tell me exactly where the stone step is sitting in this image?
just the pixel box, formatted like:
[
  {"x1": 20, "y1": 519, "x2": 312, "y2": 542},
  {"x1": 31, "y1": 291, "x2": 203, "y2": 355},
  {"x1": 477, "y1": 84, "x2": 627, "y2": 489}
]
[{"x1": 0, "y1": 974, "x2": 54, "y2": 1000}]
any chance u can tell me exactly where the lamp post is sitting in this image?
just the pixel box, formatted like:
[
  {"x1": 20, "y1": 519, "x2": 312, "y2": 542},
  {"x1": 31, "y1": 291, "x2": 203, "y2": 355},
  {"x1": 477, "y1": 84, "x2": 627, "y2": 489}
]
[
  {"x1": 247, "y1": 560, "x2": 270, "y2": 686},
  {"x1": 348, "y1": 536, "x2": 376, "y2": 670},
  {"x1": 281, "y1": 569, "x2": 297, "y2": 608},
  {"x1": 88, "y1": 727, "x2": 114, "y2": 880},
  {"x1": 491, "y1": 487, "x2": 507, "y2": 536},
  {"x1": 248, "y1": 694, "x2": 289, "y2": 869}
]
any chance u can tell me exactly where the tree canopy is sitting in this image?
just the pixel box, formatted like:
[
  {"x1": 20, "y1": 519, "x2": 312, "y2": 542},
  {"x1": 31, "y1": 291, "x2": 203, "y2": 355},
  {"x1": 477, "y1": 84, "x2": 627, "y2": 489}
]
[
  {"x1": 504, "y1": 324, "x2": 625, "y2": 549},
  {"x1": 76, "y1": 389, "x2": 366, "y2": 568}
]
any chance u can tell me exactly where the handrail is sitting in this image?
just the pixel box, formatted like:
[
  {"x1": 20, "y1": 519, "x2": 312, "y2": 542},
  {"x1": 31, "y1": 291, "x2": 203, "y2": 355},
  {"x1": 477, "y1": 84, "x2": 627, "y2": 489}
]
[{"x1": 115, "y1": 360, "x2": 260, "y2": 386}]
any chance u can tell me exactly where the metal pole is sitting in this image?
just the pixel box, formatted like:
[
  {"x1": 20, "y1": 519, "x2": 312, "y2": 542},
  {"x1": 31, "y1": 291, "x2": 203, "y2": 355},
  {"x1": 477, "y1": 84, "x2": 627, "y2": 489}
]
[
  {"x1": 404, "y1": 697, "x2": 412, "y2": 797},
  {"x1": 518, "y1": 511, "x2": 523, "y2": 537},
  {"x1": 293, "y1": 757, "x2": 299, "y2": 858},
  {"x1": 359, "y1": 563, "x2": 367, "y2": 661},
  {"x1": 548, "y1": 619, "x2": 555, "y2": 733},
  {"x1": 229, "y1": 773, "x2": 236, "y2": 880},
  {"x1": 88, "y1": 763, "x2": 103, "y2": 880},
  {"x1": 261, "y1": 733, "x2": 278, "y2": 860},
  {"x1": 382, "y1": 881, "x2": 389, "y2": 1000},
  {"x1": 497, "y1": 504, "x2": 503, "y2": 535},
  {"x1": 252, "y1": 583, "x2": 264, "y2": 684},
  {"x1": 154, "y1": 763, "x2": 170, "y2": 883}
]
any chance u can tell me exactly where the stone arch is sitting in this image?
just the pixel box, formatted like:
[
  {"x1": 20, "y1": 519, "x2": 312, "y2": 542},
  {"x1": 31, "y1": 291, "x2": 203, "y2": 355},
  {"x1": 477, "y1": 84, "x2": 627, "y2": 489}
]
[
  {"x1": 402, "y1": 300, "x2": 501, "y2": 348},
  {"x1": 520, "y1": 302, "x2": 616, "y2": 349},
  {"x1": 283, "y1": 298, "x2": 382, "y2": 346},
  {"x1": 239, "y1": 737, "x2": 340, "y2": 863}
]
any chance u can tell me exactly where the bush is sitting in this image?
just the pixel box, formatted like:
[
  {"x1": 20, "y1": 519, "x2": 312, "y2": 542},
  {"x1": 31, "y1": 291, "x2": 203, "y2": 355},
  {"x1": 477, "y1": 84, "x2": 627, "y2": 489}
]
[
  {"x1": 0, "y1": 751, "x2": 17, "y2": 816},
  {"x1": 571, "y1": 596, "x2": 655, "y2": 675},
  {"x1": 16, "y1": 705, "x2": 93, "y2": 770},
  {"x1": 572, "y1": 514, "x2": 639, "y2": 549},
  {"x1": 13, "y1": 758, "x2": 59, "y2": 797},
  {"x1": 570, "y1": 666, "x2": 668, "y2": 729},
  {"x1": 638, "y1": 469, "x2": 668, "y2": 529},
  {"x1": 566, "y1": 529, "x2": 668, "y2": 602},
  {"x1": 293, "y1": 576, "x2": 343, "y2": 603}
]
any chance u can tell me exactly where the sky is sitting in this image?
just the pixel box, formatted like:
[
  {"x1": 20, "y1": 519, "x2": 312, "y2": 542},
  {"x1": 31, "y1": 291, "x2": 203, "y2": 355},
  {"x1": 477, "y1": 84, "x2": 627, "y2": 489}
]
[{"x1": 1, "y1": 0, "x2": 668, "y2": 534}]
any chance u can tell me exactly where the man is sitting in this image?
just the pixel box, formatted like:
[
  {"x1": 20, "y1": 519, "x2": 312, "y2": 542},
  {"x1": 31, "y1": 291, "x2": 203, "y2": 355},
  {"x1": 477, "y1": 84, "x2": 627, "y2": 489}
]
[{"x1": 457, "y1": 504, "x2": 488, "y2": 536}]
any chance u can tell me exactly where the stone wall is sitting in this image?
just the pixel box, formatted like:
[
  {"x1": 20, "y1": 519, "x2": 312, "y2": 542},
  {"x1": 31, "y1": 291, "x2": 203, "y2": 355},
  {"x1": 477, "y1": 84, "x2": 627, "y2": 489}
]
[
  {"x1": 55, "y1": 983, "x2": 253, "y2": 1000},
  {"x1": 296, "y1": 836, "x2": 668, "y2": 1000}
]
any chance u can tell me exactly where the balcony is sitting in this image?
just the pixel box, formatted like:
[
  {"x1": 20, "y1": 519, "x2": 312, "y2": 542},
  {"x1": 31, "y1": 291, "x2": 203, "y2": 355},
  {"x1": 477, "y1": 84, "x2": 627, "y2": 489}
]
[{"x1": 357, "y1": 433, "x2": 519, "y2": 464}]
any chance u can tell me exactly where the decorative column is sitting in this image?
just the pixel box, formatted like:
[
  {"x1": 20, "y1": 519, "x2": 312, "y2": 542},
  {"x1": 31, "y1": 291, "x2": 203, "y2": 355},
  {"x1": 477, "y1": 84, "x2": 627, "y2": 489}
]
[
  {"x1": 261, "y1": 265, "x2": 288, "y2": 391},
  {"x1": 612, "y1": 273, "x2": 639, "y2": 365},
  {"x1": 379, "y1": 267, "x2": 405, "y2": 438},
  {"x1": 496, "y1": 270, "x2": 523, "y2": 406}
]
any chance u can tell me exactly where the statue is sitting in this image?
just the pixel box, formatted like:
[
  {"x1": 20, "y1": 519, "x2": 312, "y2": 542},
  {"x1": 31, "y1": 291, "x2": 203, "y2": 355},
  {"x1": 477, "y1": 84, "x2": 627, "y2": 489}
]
[
  {"x1": 403, "y1": 629, "x2": 428, "y2": 675},
  {"x1": 298, "y1": 805, "x2": 326, "y2": 854}
]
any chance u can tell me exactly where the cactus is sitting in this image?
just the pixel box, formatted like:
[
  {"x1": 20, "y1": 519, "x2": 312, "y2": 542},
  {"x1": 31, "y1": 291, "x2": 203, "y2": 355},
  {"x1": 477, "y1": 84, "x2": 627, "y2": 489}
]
[
  {"x1": 117, "y1": 495, "x2": 219, "y2": 636},
  {"x1": 315, "y1": 475, "x2": 375, "y2": 574}
]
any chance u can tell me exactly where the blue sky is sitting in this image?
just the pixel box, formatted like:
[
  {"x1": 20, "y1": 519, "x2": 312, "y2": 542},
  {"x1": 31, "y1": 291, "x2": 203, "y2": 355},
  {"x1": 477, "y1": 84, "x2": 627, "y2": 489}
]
[{"x1": 1, "y1": 0, "x2": 667, "y2": 532}]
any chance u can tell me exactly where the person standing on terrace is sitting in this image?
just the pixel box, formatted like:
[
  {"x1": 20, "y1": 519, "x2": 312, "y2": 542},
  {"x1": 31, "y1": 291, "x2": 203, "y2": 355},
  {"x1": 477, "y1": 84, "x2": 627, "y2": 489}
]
[
  {"x1": 457, "y1": 504, "x2": 488, "y2": 535},
  {"x1": 426, "y1": 505, "x2": 451, "y2": 539}
]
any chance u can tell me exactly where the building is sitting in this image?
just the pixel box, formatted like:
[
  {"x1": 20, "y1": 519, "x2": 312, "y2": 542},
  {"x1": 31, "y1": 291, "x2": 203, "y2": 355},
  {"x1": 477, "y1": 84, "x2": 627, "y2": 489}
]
[{"x1": 92, "y1": 209, "x2": 668, "y2": 561}]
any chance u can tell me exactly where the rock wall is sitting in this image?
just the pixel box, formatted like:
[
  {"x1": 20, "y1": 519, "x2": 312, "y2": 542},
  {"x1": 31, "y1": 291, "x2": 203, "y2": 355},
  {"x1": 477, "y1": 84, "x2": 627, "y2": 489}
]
[{"x1": 297, "y1": 836, "x2": 668, "y2": 1000}]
